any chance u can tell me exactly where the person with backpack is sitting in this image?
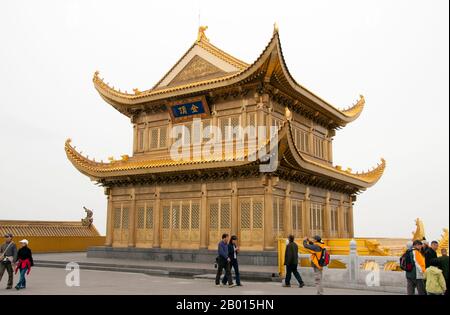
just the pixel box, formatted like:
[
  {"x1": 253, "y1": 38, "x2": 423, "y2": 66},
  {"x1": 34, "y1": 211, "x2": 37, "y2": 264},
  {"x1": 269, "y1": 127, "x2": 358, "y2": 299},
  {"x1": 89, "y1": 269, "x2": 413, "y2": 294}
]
[
  {"x1": 0, "y1": 233, "x2": 18, "y2": 290},
  {"x1": 424, "y1": 259, "x2": 447, "y2": 295},
  {"x1": 405, "y1": 240, "x2": 426, "y2": 295},
  {"x1": 14, "y1": 239, "x2": 34, "y2": 290},
  {"x1": 282, "y1": 235, "x2": 305, "y2": 288},
  {"x1": 303, "y1": 235, "x2": 327, "y2": 295}
]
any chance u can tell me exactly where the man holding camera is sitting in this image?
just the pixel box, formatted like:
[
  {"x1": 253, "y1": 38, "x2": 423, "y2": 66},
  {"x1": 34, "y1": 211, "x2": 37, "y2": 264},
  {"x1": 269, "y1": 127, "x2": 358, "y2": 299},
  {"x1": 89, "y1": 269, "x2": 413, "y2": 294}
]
[
  {"x1": 0, "y1": 233, "x2": 18, "y2": 290},
  {"x1": 303, "y1": 235, "x2": 325, "y2": 295}
]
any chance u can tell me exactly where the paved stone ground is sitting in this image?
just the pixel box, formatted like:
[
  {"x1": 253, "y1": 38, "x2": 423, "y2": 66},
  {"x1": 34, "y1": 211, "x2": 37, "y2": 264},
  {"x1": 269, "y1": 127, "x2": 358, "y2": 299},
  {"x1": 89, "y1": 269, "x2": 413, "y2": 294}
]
[
  {"x1": 0, "y1": 267, "x2": 398, "y2": 295},
  {"x1": 33, "y1": 252, "x2": 277, "y2": 274}
]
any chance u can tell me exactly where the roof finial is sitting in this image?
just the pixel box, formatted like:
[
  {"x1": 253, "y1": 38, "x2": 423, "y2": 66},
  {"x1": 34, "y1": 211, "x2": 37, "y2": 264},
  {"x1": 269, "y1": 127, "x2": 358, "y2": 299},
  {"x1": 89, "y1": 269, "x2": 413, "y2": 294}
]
[
  {"x1": 197, "y1": 25, "x2": 209, "y2": 42},
  {"x1": 273, "y1": 22, "x2": 279, "y2": 34}
]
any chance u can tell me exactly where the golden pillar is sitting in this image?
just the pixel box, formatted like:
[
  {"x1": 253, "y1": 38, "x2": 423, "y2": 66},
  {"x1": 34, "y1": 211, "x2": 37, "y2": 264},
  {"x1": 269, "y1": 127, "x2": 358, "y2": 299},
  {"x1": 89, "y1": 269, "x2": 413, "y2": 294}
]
[
  {"x1": 284, "y1": 182, "x2": 292, "y2": 237},
  {"x1": 348, "y1": 196, "x2": 355, "y2": 238},
  {"x1": 105, "y1": 188, "x2": 113, "y2": 246},
  {"x1": 263, "y1": 176, "x2": 275, "y2": 250},
  {"x1": 133, "y1": 125, "x2": 138, "y2": 154},
  {"x1": 323, "y1": 192, "x2": 331, "y2": 238},
  {"x1": 200, "y1": 183, "x2": 208, "y2": 249},
  {"x1": 153, "y1": 186, "x2": 161, "y2": 248},
  {"x1": 128, "y1": 188, "x2": 136, "y2": 247},
  {"x1": 338, "y1": 195, "x2": 345, "y2": 238},
  {"x1": 231, "y1": 180, "x2": 238, "y2": 237},
  {"x1": 303, "y1": 187, "x2": 311, "y2": 237}
]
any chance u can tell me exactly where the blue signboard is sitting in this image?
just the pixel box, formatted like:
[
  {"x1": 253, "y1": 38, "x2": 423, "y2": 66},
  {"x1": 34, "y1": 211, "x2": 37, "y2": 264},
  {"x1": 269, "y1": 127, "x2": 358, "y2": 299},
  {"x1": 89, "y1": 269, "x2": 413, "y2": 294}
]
[
  {"x1": 171, "y1": 100, "x2": 206, "y2": 118},
  {"x1": 169, "y1": 97, "x2": 210, "y2": 122}
]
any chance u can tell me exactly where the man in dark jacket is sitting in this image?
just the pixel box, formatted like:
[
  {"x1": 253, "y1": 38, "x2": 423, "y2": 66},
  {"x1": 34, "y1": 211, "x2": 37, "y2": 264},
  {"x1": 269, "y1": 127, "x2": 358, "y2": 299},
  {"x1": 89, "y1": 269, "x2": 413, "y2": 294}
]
[
  {"x1": 438, "y1": 248, "x2": 449, "y2": 295},
  {"x1": 215, "y1": 233, "x2": 234, "y2": 287},
  {"x1": 282, "y1": 235, "x2": 304, "y2": 288},
  {"x1": 425, "y1": 241, "x2": 438, "y2": 268},
  {"x1": 222, "y1": 235, "x2": 241, "y2": 286},
  {"x1": 0, "y1": 233, "x2": 18, "y2": 289}
]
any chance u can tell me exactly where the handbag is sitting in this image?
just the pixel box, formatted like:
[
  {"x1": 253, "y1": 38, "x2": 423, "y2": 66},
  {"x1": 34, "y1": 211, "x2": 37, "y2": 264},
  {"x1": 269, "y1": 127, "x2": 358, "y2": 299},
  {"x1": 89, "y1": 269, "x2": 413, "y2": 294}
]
[{"x1": 1, "y1": 242, "x2": 13, "y2": 264}]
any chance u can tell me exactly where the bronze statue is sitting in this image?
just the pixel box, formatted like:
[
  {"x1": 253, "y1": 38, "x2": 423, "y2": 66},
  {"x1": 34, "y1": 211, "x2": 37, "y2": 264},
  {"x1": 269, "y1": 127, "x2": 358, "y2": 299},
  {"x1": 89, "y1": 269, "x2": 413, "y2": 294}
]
[{"x1": 82, "y1": 206, "x2": 94, "y2": 227}]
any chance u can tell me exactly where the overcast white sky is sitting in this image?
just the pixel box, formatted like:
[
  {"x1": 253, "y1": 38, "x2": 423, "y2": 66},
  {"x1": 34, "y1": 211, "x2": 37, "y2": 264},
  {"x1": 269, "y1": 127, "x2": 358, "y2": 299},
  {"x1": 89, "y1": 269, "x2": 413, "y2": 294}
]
[{"x1": 0, "y1": 0, "x2": 448, "y2": 241}]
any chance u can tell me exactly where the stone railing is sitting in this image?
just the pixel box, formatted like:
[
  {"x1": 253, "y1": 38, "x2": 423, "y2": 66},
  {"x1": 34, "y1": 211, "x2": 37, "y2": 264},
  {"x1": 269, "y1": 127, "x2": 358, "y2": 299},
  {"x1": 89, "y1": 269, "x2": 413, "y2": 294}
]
[{"x1": 294, "y1": 239, "x2": 406, "y2": 293}]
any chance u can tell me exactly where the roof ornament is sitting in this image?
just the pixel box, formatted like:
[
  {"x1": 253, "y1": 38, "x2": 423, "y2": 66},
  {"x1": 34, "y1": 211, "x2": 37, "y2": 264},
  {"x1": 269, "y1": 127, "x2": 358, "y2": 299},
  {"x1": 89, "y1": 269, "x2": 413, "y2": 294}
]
[
  {"x1": 81, "y1": 206, "x2": 94, "y2": 227},
  {"x1": 133, "y1": 88, "x2": 141, "y2": 95},
  {"x1": 273, "y1": 22, "x2": 279, "y2": 34},
  {"x1": 197, "y1": 25, "x2": 209, "y2": 42},
  {"x1": 284, "y1": 106, "x2": 292, "y2": 121}
]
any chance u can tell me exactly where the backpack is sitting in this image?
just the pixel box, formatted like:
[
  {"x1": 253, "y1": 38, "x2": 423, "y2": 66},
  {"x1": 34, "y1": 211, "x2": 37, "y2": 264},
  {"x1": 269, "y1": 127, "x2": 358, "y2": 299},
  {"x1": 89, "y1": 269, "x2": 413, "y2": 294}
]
[
  {"x1": 400, "y1": 249, "x2": 413, "y2": 272},
  {"x1": 317, "y1": 248, "x2": 330, "y2": 267}
]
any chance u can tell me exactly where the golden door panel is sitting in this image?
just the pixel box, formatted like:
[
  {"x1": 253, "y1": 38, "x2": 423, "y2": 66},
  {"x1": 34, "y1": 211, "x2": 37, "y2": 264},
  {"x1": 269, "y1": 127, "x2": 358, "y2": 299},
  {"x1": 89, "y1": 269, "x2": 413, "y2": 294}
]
[
  {"x1": 239, "y1": 197, "x2": 264, "y2": 250},
  {"x1": 208, "y1": 198, "x2": 231, "y2": 249},
  {"x1": 136, "y1": 204, "x2": 154, "y2": 247}
]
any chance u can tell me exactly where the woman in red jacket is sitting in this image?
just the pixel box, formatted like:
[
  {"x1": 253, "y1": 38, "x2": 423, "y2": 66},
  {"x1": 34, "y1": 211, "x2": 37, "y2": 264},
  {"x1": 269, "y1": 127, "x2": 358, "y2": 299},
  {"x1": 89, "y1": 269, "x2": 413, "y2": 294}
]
[{"x1": 14, "y1": 239, "x2": 33, "y2": 290}]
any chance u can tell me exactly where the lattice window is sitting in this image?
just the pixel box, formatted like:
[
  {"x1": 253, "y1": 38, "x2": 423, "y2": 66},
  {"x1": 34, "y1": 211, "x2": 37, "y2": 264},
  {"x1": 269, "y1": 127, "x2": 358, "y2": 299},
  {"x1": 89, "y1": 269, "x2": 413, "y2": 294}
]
[
  {"x1": 162, "y1": 206, "x2": 170, "y2": 229},
  {"x1": 121, "y1": 208, "x2": 129, "y2": 229},
  {"x1": 295, "y1": 128, "x2": 309, "y2": 153},
  {"x1": 240, "y1": 200, "x2": 251, "y2": 229},
  {"x1": 330, "y1": 205, "x2": 338, "y2": 233},
  {"x1": 253, "y1": 200, "x2": 263, "y2": 229},
  {"x1": 292, "y1": 199, "x2": 303, "y2": 235},
  {"x1": 181, "y1": 203, "x2": 190, "y2": 229},
  {"x1": 137, "y1": 208, "x2": 145, "y2": 229},
  {"x1": 150, "y1": 128, "x2": 159, "y2": 149},
  {"x1": 310, "y1": 203, "x2": 323, "y2": 232},
  {"x1": 220, "y1": 115, "x2": 241, "y2": 140},
  {"x1": 247, "y1": 112, "x2": 256, "y2": 128},
  {"x1": 113, "y1": 208, "x2": 121, "y2": 229},
  {"x1": 209, "y1": 203, "x2": 219, "y2": 229},
  {"x1": 202, "y1": 120, "x2": 211, "y2": 141},
  {"x1": 171, "y1": 204, "x2": 180, "y2": 229},
  {"x1": 159, "y1": 127, "x2": 167, "y2": 147},
  {"x1": 343, "y1": 207, "x2": 350, "y2": 232},
  {"x1": 191, "y1": 203, "x2": 200, "y2": 229},
  {"x1": 273, "y1": 197, "x2": 284, "y2": 232},
  {"x1": 146, "y1": 206, "x2": 153, "y2": 229},
  {"x1": 220, "y1": 201, "x2": 231, "y2": 229},
  {"x1": 313, "y1": 136, "x2": 326, "y2": 159},
  {"x1": 138, "y1": 129, "x2": 144, "y2": 151}
]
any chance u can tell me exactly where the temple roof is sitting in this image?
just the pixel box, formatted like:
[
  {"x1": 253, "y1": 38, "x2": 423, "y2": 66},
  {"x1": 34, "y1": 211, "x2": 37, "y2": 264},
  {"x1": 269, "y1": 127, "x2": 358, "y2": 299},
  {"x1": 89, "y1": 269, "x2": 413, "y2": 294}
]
[
  {"x1": 65, "y1": 120, "x2": 385, "y2": 191},
  {"x1": 0, "y1": 220, "x2": 101, "y2": 237},
  {"x1": 93, "y1": 26, "x2": 365, "y2": 127}
]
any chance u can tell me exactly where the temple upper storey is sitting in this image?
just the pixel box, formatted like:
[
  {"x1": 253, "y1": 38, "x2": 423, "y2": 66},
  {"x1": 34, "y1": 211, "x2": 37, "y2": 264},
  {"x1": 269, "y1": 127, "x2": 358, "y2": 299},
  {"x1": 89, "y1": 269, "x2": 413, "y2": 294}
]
[
  {"x1": 93, "y1": 25, "x2": 365, "y2": 129},
  {"x1": 66, "y1": 25, "x2": 384, "y2": 196}
]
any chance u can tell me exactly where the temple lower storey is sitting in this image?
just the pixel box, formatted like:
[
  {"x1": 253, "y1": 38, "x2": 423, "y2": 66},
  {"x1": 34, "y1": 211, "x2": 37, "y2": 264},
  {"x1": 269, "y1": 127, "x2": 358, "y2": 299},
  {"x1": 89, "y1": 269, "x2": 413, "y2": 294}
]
[
  {"x1": 102, "y1": 176, "x2": 355, "y2": 252},
  {"x1": 65, "y1": 25, "x2": 386, "y2": 254}
]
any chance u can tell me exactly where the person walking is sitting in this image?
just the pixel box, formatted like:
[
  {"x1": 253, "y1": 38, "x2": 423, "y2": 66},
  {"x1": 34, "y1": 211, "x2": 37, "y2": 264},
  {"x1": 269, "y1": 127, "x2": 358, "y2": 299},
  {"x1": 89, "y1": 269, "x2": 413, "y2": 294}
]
[
  {"x1": 282, "y1": 235, "x2": 304, "y2": 288},
  {"x1": 406, "y1": 240, "x2": 426, "y2": 295},
  {"x1": 215, "y1": 233, "x2": 234, "y2": 287},
  {"x1": 0, "y1": 233, "x2": 18, "y2": 290},
  {"x1": 437, "y1": 248, "x2": 449, "y2": 295},
  {"x1": 14, "y1": 239, "x2": 34, "y2": 290},
  {"x1": 424, "y1": 259, "x2": 447, "y2": 295},
  {"x1": 424, "y1": 241, "x2": 438, "y2": 268},
  {"x1": 303, "y1": 235, "x2": 325, "y2": 295},
  {"x1": 222, "y1": 235, "x2": 242, "y2": 286}
]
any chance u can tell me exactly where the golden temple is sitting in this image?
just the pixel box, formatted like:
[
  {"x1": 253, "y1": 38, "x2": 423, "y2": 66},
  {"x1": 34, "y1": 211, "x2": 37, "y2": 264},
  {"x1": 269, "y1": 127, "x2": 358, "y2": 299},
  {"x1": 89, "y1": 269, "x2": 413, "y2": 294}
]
[{"x1": 66, "y1": 25, "x2": 385, "y2": 251}]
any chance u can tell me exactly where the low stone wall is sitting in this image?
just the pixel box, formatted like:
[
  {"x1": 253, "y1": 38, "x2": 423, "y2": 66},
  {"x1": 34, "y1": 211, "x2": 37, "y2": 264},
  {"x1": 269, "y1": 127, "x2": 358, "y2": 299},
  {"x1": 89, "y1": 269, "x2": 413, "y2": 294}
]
[
  {"x1": 87, "y1": 246, "x2": 278, "y2": 266},
  {"x1": 11, "y1": 236, "x2": 106, "y2": 253}
]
